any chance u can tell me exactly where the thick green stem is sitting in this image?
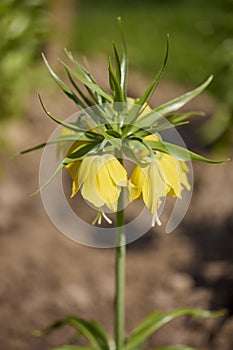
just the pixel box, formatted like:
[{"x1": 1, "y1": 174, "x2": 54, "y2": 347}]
[
  {"x1": 115, "y1": 195, "x2": 126, "y2": 350},
  {"x1": 115, "y1": 153, "x2": 126, "y2": 350}
]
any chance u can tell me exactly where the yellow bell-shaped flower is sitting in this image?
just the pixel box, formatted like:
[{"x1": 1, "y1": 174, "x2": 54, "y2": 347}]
[
  {"x1": 129, "y1": 152, "x2": 190, "y2": 226},
  {"x1": 66, "y1": 154, "x2": 127, "y2": 222}
]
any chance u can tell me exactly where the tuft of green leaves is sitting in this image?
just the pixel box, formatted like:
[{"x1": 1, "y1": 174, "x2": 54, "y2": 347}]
[
  {"x1": 34, "y1": 308, "x2": 225, "y2": 350},
  {"x1": 19, "y1": 20, "x2": 228, "y2": 195}
]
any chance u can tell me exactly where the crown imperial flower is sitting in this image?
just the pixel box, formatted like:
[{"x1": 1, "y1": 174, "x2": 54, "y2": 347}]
[
  {"x1": 20, "y1": 24, "x2": 225, "y2": 227},
  {"x1": 19, "y1": 21, "x2": 226, "y2": 350}
]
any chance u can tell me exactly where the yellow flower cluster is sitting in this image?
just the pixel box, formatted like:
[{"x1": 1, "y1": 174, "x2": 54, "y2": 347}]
[{"x1": 65, "y1": 139, "x2": 190, "y2": 226}]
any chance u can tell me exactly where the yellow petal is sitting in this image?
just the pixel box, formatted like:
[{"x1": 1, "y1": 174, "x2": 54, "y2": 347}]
[
  {"x1": 78, "y1": 156, "x2": 94, "y2": 185},
  {"x1": 129, "y1": 162, "x2": 166, "y2": 215},
  {"x1": 66, "y1": 161, "x2": 81, "y2": 197},
  {"x1": 142, "y1": 162, "x2": 167, "y2": 214},
  {"x1": 158, "y1": 153, "x2": 182, "y2": 198},
  {"x1": 96, "y1": 159, "x2": 121, "y2": 211},
  {"x1": 138, "y1": 102, "x2": 152, "y2": 119},
  {"x1": 144, "y1": 134, "x2": 160, "y2": 142},
  {"x1": 128, "y1": 180, "x2": 142, "y2": 202},
  {"x1": 81, "y1": 160, "x2": 105, "y2": 208},
  {"x1": 104, "y1": 154, "x2": 128, "y2": 186},
  {"x1": 129, "y1": 165, "x2": 146, "y2": 201},
  {"x1": 175, "y1": 159, "x2": 191, "y2": 191}
]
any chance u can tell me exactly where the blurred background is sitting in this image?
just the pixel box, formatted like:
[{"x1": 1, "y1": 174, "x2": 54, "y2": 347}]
[{"x1": 0, "y1": 0, "x2": 232, "y2": 349}]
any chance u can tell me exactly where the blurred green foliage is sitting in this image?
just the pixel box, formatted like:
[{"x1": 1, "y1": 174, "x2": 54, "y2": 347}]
[
  {"x1": 0, "y1": 0, "x2": 49, "y2": 120},
  {"x1": 73, "y1": 0, "x2": 233, "y2": 147}
]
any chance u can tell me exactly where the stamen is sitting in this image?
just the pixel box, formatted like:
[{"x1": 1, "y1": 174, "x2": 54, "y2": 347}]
[
  {"x1": 102, "y1": 211, "x2": 113, "y2": 224},
  {"x1": 152, "y1": 212, "x2": 162, "y2": 227},
  {"x1": 98, "y1": 212, "x2": 102, "y2": 225},
  {"x1": 92, "y1": 210, "x2": 102, "y2": 225},
  {"x1": 92, "y1": 209, "x2": 112, "y2": 225}
]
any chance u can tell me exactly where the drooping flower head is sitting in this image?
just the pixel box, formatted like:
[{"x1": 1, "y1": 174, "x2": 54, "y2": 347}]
[
  {"x1": 67, "y1": 154, "x2": 127, "y2": 224},
  {"x1": 20, "y1": 20, "x2": 224, "y2": 226}
]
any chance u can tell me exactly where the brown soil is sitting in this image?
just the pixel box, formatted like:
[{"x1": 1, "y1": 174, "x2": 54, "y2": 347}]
[{"x1": 0, "y1": 62, "x2": 233, "y2": 350}]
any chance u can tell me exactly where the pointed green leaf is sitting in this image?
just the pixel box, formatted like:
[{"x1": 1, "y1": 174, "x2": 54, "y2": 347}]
[
  {"x1": 64, "y1": 142, "x2": 101, "y2": 163},
  {"x1": 122, "y1": 124, "x2": 147, "y2": 138},
  {"x1": 108, "y1": 57, "x2": 124, "y2": 102},
  {"x1": 123, "y1": 104, "x2": 142, "y2": 129},
  {"x1": 64, "y1": 49, "x2": 101, "y2": 104},
  {"x1": 166, "y1": 111, "x2": 205, "y2": 124},
  {"x1": 38, "y1": 95, "x2": 85, "y2": 132},
  {"x1": 153, "y1": 75, "x2": 213, "y2": 116},
  {"x1": 18, "y1": 134, "x2": 101, "y2": 156},
  {"x1": 112, "y1": 42, "x2": 121, "y2": 86},
  {"x1": 19, "y1": 142, "x2": 48, "y2": 155},
  {"x1": 108, "y1": 58, "x2": 115, "y2": 92},
  {"x1": 84, "y1": 131, "x2": 104, "y2": 140},
  {"x1": 58, "y1": 59, "x2": 113, "y2": 103},
  {"x1": 137, "y1": 34, "x2": 169, "y2": 107},
  {"x1": 36, "y1": 316, "x2": 111, "y2": 350},
  {"x1": 42, "y1": 53, "x2": 86, "y2": 107},
  {"x1": 117, "y1": 17, "x2": 128, "y2": 100},
  {"x1": 125, "y1": 308, "x2": 224, "y2": 350},
  {"x1": 66, "y1": 68, "x2": 94, "y2": 107},
  {"x1": 64, "y1": 50, "x2": 96, "y2": 83},
  {"x1": 133, "y1": 109, "x2": 162, "y2": 128},
  {"x1": 106, "y1": 129, "x2": 121, "y2": 138},
  {"x1": 152, "y1": 120, "x2": 189, "y2": 132},
  {"x1": 144, "y1": 139, "x2": 228, "y2": 163},
  {"x1": 135, "y1": 76, "x2": 213, "y2": 128},
  {"x1": 31, "y1": 161, "x2": 65, "y2": 196},
  {"x1": 124, "y1": 35, "x2": 169, "y2": 127},
  {"x1": 84, "y1": 320, "x2": 111, "y2": 350}
]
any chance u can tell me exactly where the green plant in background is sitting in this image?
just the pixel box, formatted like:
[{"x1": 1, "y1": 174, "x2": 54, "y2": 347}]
[
  {"x1": 0, "y1": 0, "x2": 48, "y2": 121},
  {"x1": 21, "y1": 20, "x2": 226, "y2": 350},
  {"x1": 73, "y1": 0, "x2": 233, "y2": 150},
  {"x1": 199, "y1": 38, "x2": 233, "y2": 149}
]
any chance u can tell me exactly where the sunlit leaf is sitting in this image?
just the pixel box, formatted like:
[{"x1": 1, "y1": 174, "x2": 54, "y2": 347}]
[
  {"x1": 112, "y1": 42, "x2": 121, "y2": 86},
  {"x1": 18, "y1": 133, "x2": 101, "y2": 156},
  {"x1": 136, "y1": 34, "x2": 169, "y2": 107},
  {"x1": 144, "y1": 139, "x2": 228, "y2": 163},
  {"x1": 125, "y1": 308, "x2": 224, "y2": 350},
  {"x1": 108, "y1": 57, "x2": 124, "y2": 102},
  {"x1": 64, "y1": 49, "x2": 101, "y2": 104},
  {"x1": 133, "y1": 110, "x2": 163, "y2": 128},
  {"x1": 66, "y1": 69, "x2": 94, "y2": 107},
  {"x1": 35, "y1": 316, "x2": 111, "y2": 350},
  {"x1": 117, "y1": 17, "x2": 128, "y2": 101},
  {"x1": 31, "y1": 161, "x2": 65, "y2": 196},
  {"x1": 58, "y1": 59, "x2": 113, "y2": 103},
  {"x1": 42, "y1": 53, "x2": 85, "y2": 107},
  {"x1": 166, "y1": 111, "x2": 205, "y2": 124},
  {"x1": 85, "y1": 320, "x2": 112, "y2": 350},
  {"x1": 64, "y1": 142, "x2": 101, "y2": 163},
  {"x1": 19, "y1": 141, "x2": 48, "y2": 155},
  {"x1": 38, "y1": 95, "x2": 85, "y2": 132},
  {"x1": 153, "y1": 76, "x2": 213, "y2": 116}
]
